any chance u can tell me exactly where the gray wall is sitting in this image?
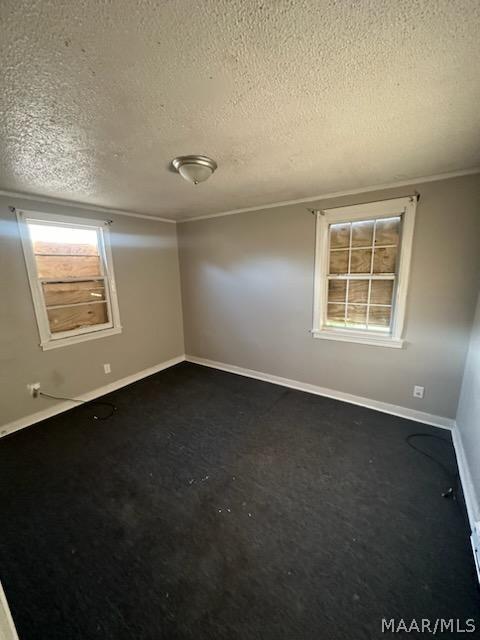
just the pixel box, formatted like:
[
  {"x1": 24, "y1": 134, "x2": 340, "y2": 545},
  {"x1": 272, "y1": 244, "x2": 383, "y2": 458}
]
[
  {"x1": 0, "y1": 196, "x2": 184, "y2": 427},
  {"x1": 178, "y1": 174, "x2": 480, "y2": 419},
  {"x1": 456, "y1": 291, "x2": 480, "y2": 522},
  {"x1": 2, "y1": 174, "x2": 479, "y2": 428}
]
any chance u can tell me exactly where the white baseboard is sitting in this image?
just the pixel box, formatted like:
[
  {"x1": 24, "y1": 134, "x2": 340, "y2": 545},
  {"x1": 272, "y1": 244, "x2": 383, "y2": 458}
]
[
  {"x1": 186, "y1": 354, "x2": 480, "y2": 548},
  {"x1": 451, "y1": 427, "x2": 479, "y2": 531},
  {"x1": 0, "y1": 581, "x2": 19, "y2": 640},
  {"x1": 186, "y1": 355, "x2": 455, "y2": 430},
  {"x1": 0, "y1": 355, "x2": 188, "y2": 636},
  {"x1": 0, "y1": 350, "x2": 477, "y2": 626},
  {"x1": 0, "y1": 355, "x2": 186, "y2": 439},
  {"x1": 187, "y1": 353, "x2": 480, "y2": 571}
]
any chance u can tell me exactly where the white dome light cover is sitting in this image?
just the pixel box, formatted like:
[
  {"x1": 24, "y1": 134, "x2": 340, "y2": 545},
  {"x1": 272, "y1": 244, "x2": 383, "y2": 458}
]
[{"x1": 172, "y1": 155, "x2": 217, "y2": 185}]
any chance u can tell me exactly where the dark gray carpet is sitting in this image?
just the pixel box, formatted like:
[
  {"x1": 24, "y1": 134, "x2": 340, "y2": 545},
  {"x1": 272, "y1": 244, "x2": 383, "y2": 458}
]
[{"x1": 0, "y1": 362, "x2": 478, "y2": 639}]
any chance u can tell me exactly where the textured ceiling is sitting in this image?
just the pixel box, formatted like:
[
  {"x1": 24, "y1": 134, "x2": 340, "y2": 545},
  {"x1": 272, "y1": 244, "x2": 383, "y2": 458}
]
[{"x1": 1, "y1": 1, "x2": 479, "y2": 221}]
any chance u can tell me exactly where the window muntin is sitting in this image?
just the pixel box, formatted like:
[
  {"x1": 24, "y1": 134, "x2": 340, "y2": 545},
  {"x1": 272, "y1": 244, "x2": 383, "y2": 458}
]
[
  {"x1": 326, "y1": 216, "x2": 400, "y2": 332},
  {"x1": 312, "y1": 196, "x2": 417, "y2": 347},
  {"x1": 17, "y1": 210, "x2": 121, "y2": 350}
]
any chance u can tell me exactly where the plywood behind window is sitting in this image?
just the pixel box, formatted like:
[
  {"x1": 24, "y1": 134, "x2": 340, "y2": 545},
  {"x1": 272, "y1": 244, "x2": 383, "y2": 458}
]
[
  {"x1": 33, "y1": 241, "x2": 98, "y2": 256},
  {"x1": 346, "y1": 304, "x2": 367, "y2": 326},
  {"x1": 370, "y1": 280, "x2": 394, "y2": 305},
  {"x1": 42, "y1": 281, "x2": 106, "y2": 306},
  {"x1": 351, "y1": 220, "x2": 374, "y2": 247},
  {"x1": 327, "y1": 303, "x2": 346, "y2": 326},
  {"x1": 328, "y1": 280, "x2": 346, "y2": 302},
  {"x1": 350, "y1": 249, "x2": 372, "y2": 273},
  {"x1": 348, "y1": 280, "x2": 369, "y2": 303},
  {"x1": 325, "y1": 215, "x2": 400, "y2": 333},
  {"x1": 47, "y1": 302, "x2": 108, "y2": 333},
  {"x1": 35, "y1": 255, "x2": 102, "y2": 278},
  {"x1": 373, "y1": 247, "x2": 397, "y2": 273},
  {"x1": 368, "y1": 305, "x2": 391, "y2": 327},
  {"x1": 33, "y1": 237, "x2": 101, "y2": 278},
  {"x1": 330, "y1": 223, "x2": 350, "y2": 249},
  {"x1": 375, "y1": 218, "x2": 399, "y2": 245},
  {"x1": 329, "y1": 250, "x2": 349, "y2": 274}
]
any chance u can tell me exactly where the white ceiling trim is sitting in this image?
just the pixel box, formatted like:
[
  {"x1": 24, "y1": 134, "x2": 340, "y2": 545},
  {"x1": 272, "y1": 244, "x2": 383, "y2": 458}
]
[
  {"x1": 1, "y1": 2, "x2": 479, "y2": 219},
  {"x1": 1, "y1": 167, "x2": 479, "y2": 225},
  {"x1": 0, "y1": 189, "x2": 176, "y2": 224},
  {"x1": 178, "y1": 167, "x2": 480, "y2": 223}
]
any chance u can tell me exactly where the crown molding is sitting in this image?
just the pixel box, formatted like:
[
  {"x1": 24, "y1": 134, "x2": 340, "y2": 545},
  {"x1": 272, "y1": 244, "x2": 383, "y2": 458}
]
[
  {"x1": 0, "y1": 189, "x2": 176, "y2": 224},
  {"x1": 178, "y1": 167, "x2": 480, "y2": 223},
  {"x1": 2, "y1": 166, "x2": 479, "y2": 225}
]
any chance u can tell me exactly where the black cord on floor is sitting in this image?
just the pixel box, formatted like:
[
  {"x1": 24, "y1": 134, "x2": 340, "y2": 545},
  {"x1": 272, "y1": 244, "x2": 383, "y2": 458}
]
[
  {"x1": 405, "y1": 433, "x2": 459, "y2": 499},
  {"x1": 39, "y1": 392, "x2": 116, "y2": 420}
]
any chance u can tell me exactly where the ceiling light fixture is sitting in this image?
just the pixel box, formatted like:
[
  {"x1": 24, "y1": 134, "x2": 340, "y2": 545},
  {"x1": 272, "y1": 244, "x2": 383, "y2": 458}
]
[{"x1": 171, "y1": 155, "x2": 217, "y2": 185}]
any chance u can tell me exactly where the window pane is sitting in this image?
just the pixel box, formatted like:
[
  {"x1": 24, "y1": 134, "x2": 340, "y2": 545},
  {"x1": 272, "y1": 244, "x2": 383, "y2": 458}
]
[
  {"x1": 375, "y1": 218, "x2": 400, "y2": 245},
  {"x1": 369, "y1": 305, "x2": 391, "y2": 328},
  {"x1": 370, "y1": 280, "x2": 394, "y2": 305},
  {"x1": 373, "y1": 247, "x2": 397, "y2": 273},
  {"x1": 329, "y1": 250, "x2": 349, "y2": 274},
  {"x1": 35, "y1": 255, "x2": 102, "y2": 278},
  {"x1": 348, "y1": 279, "x2": 369, "y2": 303},
  {"x1": 346, "y1": 304, "x2": 367, "y2": 327},
  {"x1": 350, "y1": 249, "x2": 372, "y2": 273},
  {"x1": 330, "y1": 223, "x2": 350, "y2": 249},
  {"x1": 47, "y1": 302, "x2": 109, "y2": 333},
  {"x1": 326, "y1": 303, "x2": 345, "y2": 326},
  {"x1": 28, "y1": 223, "x2": 102, "y2": 278},
  {"x1": 32, "y1": 239, "x2": 99, "y2": 256},
  {"x1": 42, "y1": 280, "x2": 106, "y2": 306},
  {"x1": 351, "y1": 220, "x2": 374, "y2": 247},
  {"x1": 320, "y1": 206, "x2": 409, "y2": 338},
  {"x1": 328, "y1": 280, "x2": 346, "y2": 303}
]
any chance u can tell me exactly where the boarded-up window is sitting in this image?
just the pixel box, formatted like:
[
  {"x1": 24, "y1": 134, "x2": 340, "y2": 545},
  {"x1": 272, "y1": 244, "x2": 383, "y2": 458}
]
[
  {"x1": 17, "y1": 211, "x2": 121, "y2": 350},
  {"x1": 313, "y1": 196, "x2": 416, "y2": 347},
  {"x1": 326, "y1": 216, "x2": 399, "y2": 331},
  {"x1": 28, "y1": 225, "x2": 110, "y2": 334}
]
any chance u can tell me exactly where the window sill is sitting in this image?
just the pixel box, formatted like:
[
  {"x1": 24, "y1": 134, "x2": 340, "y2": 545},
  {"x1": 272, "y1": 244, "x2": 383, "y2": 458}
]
[
  {"x1": 312, "y1": 329, "x2": 404, "y2": 349},
  {"x1": 40, "y1": 326, "x2": 122, "y2": 351}
]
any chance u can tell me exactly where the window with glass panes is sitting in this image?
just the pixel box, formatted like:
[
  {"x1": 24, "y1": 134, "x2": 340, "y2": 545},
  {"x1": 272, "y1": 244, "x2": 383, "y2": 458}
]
[
  {"x1": 312, "y1": 196, "x2": 417, "y2": 347},
  {"x1": 17, "y1": 209, "x2": 122, "y2": 350},
  {"x1": 29, "y1": 223, "x2": 110, "y2": 334},
  {"x1": 327, "y1": 216, "x2": 400, "y2": 332}
]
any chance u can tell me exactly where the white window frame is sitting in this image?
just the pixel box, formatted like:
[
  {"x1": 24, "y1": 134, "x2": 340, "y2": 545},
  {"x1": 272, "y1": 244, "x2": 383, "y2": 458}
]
[
  {"x1": 312, "y1": 196, "x2": 417, "y2": 348},
  {"x1": 17, "y1": 209, "x2": 122, "y2": 351}
]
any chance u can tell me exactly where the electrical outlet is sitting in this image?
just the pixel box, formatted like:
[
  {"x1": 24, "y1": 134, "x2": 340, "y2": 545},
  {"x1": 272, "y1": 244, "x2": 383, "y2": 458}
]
[
  {"x1": 413, "y1": 385, "x2": 424, "y2": 399},
  {"x1": 27, "y1": 382, "x2": 41, "y2": 398},
  {"x1": 103, "y1": 363, "x2": 111, "y2": 374}
]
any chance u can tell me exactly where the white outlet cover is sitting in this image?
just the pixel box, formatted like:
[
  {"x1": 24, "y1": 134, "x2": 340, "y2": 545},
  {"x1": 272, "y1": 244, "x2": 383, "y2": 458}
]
[
  {"x1": 104, "y1": 364, "x2": 111, "y2": 374},
  {"x1": 413, "y1": 385, "x2": 424, "y2": 398},
  {"x1": 27, "y1": 382, "x2": 41, "y2": 396}
]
